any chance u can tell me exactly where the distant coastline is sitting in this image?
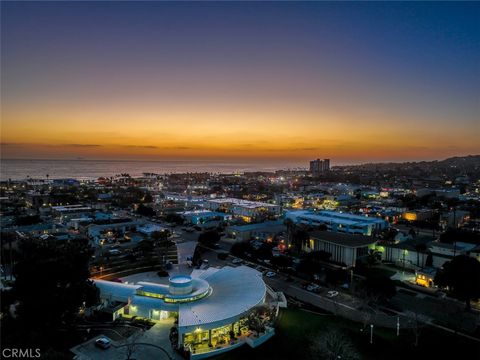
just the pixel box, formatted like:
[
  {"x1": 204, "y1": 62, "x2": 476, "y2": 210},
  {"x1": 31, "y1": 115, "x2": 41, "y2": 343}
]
[
  {"x1": 0, "y1": 158, "x2": 307, "y2": 181},
  {"x1": 1, "y1": 155, "x2": 478, "y2": 181}
]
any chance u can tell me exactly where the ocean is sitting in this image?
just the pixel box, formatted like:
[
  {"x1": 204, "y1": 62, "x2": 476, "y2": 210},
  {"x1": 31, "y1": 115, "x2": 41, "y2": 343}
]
[{"x1": 0, "y1": 159, "x2": 306, "y2": 180}]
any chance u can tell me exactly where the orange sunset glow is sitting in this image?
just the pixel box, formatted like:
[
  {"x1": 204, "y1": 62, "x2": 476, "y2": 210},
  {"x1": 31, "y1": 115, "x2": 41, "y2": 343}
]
[{"x1": 1, "y1": 2, "x2": 479, "y2": 165}]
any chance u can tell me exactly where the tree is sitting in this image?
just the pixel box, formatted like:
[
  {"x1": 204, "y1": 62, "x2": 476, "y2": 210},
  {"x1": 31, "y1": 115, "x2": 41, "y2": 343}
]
[
  {"x1": 310, "y1": 330, "x2": 360, "y2": 360},
  {"x1": 151, "y1": 230, "x2": 169, "y2": 243},
  {"x1": 198, "y1": 231, "x2": 220, "y2": 247},
  {"x1": 435, "y1": 255, "x2": 480, "y2": 310},
  {"x1": 135, "y1": 240, "x2": 154, "y2": 255},
  {"x1": 292, "y1": 228, "x2": 309, "y2": 251},
  {"x1": 169, "y1": 327, "x2": 179, "y2": 349},
  {"x1": 414, "y1": 243, "x2": 427, "y2": 267},
  {"x1": 142, "y1": 193, "x2": 153, "y2": 203},
  {"x1": 364, "y1": 273, "x2": 396, "y2": 303},
  {"x1": 165, "y1": 213, "x2": 184, "y2": 225},
  {"x1": 244, "y1": 305, "x2": 274, "y2": 334},
  {"x1": 405, "y1": 311, "x2": 430, "y2": 347},
  {"x1": 137, "y1": 204, "x2": 155, "y2": 217},
  {"x1": 15, "y1": 215, "x2": 41, "y2": 226},
  {"x1": 125, "y1": 329, "x2": 145, "y2": 360},
  {"x1": 230, "y1": 242, "x2": 253, "y2": 257},
  {"x1": 1, "y1": 232, "x2": 17, "y2": 281},
  {"x1": 366, "y1": 249, "x2": 381, "y2": 268},
  {"x1": 425, "y1": 253, "x2": 433, "y2": 267},
  {"x1": 192, "y1": 244, "x2": 203, "y2": 267},
  {"x1": 270, "y1": 255, "x2": 293, "y2": 269},
  {"x1": 3, "y1": 237, "x2": 99, "y2": 349},
  {"x1": 284, "y1": 218, "x2": 294, "y2": 246}
]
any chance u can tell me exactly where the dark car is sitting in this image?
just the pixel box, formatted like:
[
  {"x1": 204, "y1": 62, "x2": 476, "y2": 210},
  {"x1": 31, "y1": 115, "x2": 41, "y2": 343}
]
[{"x1": 95, "y1": 338, "x2": 111, "y2": 349}]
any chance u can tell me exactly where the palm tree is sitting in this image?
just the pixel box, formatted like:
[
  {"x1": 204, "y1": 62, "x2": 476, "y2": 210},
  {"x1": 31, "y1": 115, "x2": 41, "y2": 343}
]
[
  {"x1": 366, "y1": 249, "x2": 381, "y2": 268},
  {"x1": 283, "y1": 218, "x2": 294, "y2": 247},
  {"x1": 414, "y1": 243, "x2": 427, "y2": 267}
]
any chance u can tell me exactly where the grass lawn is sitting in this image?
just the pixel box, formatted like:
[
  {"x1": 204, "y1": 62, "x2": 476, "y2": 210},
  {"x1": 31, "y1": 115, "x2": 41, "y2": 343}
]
[
  {"x1": 215, "y1": 308, "x2": 480, "y2": 360},
  {"x1": 355, "y1": 266, "x2": 398, "y2": 279}
]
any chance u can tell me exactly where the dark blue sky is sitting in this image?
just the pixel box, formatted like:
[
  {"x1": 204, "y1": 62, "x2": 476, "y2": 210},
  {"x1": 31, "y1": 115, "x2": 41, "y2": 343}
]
[{"x1": 1, "y1": 1, "x2": 479, "y2": 162}]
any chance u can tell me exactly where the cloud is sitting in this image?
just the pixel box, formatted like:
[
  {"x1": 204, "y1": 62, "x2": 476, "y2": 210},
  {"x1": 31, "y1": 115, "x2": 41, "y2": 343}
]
[
  {"x1": 0, "y1": 142, "x2": 25, "y2": 146},
  {"x1": 123, "y1": 145, "x2": 159, "y2": 149},
  {"x1": 121, "y1": 145, "x2": 194, "y2": 150},
  {"x1": 63, "y1": 144, "x2": 102, "y2": 147},
  {"x1": 170, "y1": 146, "x2": 192, "y2": 150}
]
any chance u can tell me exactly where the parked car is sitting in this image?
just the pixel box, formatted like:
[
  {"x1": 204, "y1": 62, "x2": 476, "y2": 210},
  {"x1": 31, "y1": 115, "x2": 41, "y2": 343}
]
[
  {"x1": 232, "y1": 258, "x2": 243, "y2": 264},
  {"x1": 326, "y1": 290, "x2": 339, "y2": 298},
  {"x1": 95, "y1": 338, "x2": 111, "y2": 349},
  {"x1": 306, "y1": 284, "x2": 320, "y2": 292},
  {"x1": 265, "y1": 271, "x2": 277, "y2": 278}
]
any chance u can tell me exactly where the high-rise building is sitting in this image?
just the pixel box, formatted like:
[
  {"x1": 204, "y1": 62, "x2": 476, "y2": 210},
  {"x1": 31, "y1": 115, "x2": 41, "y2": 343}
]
[{"x1": 309, "y1": 158, "x2": 330, "y2": 176}]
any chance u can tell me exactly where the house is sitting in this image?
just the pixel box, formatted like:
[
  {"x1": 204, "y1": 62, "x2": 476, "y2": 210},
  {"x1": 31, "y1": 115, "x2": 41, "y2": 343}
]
[
  {"x1": 415, "y1": 268, "x2": 437, "y2": 288},
  {"x1": 306, "y1": 231, "x2": 377, "y2": 268}
]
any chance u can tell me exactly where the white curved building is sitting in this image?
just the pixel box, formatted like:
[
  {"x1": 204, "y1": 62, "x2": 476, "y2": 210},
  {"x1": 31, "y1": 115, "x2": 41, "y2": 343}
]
[{"x1": 94, "y1": 266, "x2": 279, "y2": 359}]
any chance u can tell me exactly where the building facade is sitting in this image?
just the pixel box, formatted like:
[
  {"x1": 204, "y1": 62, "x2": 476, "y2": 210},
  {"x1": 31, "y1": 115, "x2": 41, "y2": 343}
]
[
  {"x1": 309, "y1": 158, "x2": 330, "y2": 176},
  {"x1": 94, "y1": 266, "x2": 281, "y2": 359},
  {"x1": 306, "y1": 231, "x2": 376, "y2": 267},
  {"x1": 286, "y1": 210, "x2": 388, "y2": 236}
]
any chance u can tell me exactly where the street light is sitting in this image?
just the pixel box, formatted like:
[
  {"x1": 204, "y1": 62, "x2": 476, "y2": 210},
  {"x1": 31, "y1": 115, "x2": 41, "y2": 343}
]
[
  {"x1": 396, "y1": 316, "x2": 400, "y2": 336},
  {"x1": 370, "y1": 324, "x2": 374, "y2": 344}
]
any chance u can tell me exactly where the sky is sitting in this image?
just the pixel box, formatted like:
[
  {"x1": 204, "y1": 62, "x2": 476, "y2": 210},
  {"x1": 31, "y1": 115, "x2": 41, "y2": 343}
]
[{"x1": 1, "y1": 1, "x2": 479, "y2": 165}]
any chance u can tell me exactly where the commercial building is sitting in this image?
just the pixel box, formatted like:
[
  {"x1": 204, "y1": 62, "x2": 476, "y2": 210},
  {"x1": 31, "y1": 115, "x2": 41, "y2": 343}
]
[
  {"x1": 181, "y1": 210, "x2": 233, "y2": 225},
  {"x1": 94, "y1": 266, "x2": 281, "y2": 359},
  {"x1": 51, "y1": 204, "x2": 94, "y2": 223},
  {"x1": 204, "y1": 198, "x2": 281, "y2": 222},
  {"x1": 309, "y1": 158, "x2": 330, "y2": 176},
  {"x1": 285, "y1": 210, "x2": 388, "y2": 236},
  {"x1": 306, "y1": 231, "x2": 376, "y2": 267},
  {"x1": 137, "y1": 223, "x2": 168, "y2": 237},
  {"x1": 226, "y1": 220, "x2": 286, "y2": 242}
]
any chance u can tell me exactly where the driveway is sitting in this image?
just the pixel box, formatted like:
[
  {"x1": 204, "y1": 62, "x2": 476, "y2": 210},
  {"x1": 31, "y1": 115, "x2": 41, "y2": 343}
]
[{"x1": 71, "y1": 320, "x2": 182, "y2": 360}]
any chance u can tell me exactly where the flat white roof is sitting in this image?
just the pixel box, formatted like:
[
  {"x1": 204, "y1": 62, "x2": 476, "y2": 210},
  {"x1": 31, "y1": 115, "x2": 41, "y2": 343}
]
[
  {"x1": 179, "y1": 266, "x2": 265, "y2": 328},
  {"x1": 94, "y1": 279, "x2": 141, "y2": 302},
  {"x1": 137, "y1": 223, "x2": 166, "y2": 234},
  {"x1": 52, "y1": 205, "x2": 92, "y2": 212},
  {"x1": 286, "y1": 210, "x2": 387, "y2": 226},
  {"x1": 94, "y1": 266, "x2": 266, "y2": 330},
  {"x1": 208, "y1": 198, "x2": 278, "y2": 209}
]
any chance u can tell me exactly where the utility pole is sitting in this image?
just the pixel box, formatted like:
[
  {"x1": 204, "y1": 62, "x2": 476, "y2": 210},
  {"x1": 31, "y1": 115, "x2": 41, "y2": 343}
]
[{"x1": 396, "y1": 316, "x2": 400, "y2": 336}]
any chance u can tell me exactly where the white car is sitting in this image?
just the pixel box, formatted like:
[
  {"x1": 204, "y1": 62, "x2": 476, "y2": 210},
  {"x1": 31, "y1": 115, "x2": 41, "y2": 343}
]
[
  {"x1": 232, "y1": 258, "x2": 243, "y2": 264},
  {"x1": 95, "y1": 337, "x2": 111, "y2": 349},
  {"x1": 265, "y1": 271, "x2": 277, "y2": 278},
  {"x1": 326, "y1": 290, "x2": 339, "y2": 298}
]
